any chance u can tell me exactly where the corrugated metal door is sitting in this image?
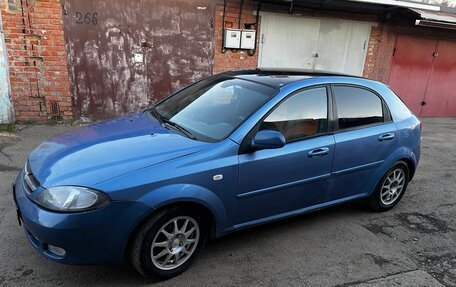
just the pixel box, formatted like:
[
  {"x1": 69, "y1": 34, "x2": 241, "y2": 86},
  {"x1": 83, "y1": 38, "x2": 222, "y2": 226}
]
[
  {"x1": 421, "y1": 40, "x2": 456, "y2": 117},
  {"x1": 63, "y1": 0, "x2": 214, "y2": 121},
  {"x1": 0, "y1": 12, "x2": 14, "y2": 124},
  {"x1": 258, "y1": 14, "x2": 372, "y2": 76},
  {"x1": 388, "y1": 35, "x2": 436, "y2": 116}
]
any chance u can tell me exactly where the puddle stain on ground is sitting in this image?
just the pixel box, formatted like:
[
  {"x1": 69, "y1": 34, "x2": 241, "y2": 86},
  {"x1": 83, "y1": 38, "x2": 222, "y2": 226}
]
[
  {"x1": 0, "y1": 268, "x2": 35, "y2": 286},
  {"x1": 364, "y1": 253, "x2": 396, "y2": 268},
  {"x1": 363, "y1": 212, "x2": 456, "y2": 287},
  {"x1": 363, "y1": 212, "x2": 453, "y2": 237},
  {"x1": 420, "y1": 253, "x2": 456, "y2": 287},
  {"x1": 396, "y1": 213, "x2": 453, "y2": 234},
  {"x1": 0, "y1": 140, "x2": 21, "y2": 171}
]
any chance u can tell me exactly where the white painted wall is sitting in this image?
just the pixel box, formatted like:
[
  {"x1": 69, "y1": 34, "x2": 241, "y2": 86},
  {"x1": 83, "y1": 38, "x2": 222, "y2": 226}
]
[{"x1": 0, "y1": 12, "x2": 14, "y2": 124}]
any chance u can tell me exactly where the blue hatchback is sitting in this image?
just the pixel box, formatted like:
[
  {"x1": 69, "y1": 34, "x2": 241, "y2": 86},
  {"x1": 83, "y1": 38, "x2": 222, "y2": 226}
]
[{"x1": 13, "y1": 69, "x2": 421, "y2": 278}]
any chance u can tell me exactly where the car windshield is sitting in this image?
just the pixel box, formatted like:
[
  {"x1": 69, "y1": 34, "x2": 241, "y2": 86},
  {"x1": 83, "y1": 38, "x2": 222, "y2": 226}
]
[{"x1": 154, "y1": 76, "x2": 277, "y2": 142}]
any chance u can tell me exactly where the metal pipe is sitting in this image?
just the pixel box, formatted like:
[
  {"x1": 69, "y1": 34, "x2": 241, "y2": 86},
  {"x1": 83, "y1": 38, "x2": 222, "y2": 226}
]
[
  {"x1": 221, "y1": 0, "x2": 228, "y2": 53},
  {"x1": 247, "y1": 0, "x2": 262, "y2": 56},
  {"x1": 239, "y1": 0, "x2": 244, "y2": 29}
]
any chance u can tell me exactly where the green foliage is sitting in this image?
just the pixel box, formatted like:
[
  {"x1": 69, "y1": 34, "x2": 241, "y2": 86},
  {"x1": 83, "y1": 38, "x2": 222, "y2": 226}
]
[{"x1": 0, "y1": 124, "x2": 16, "y2": 133}]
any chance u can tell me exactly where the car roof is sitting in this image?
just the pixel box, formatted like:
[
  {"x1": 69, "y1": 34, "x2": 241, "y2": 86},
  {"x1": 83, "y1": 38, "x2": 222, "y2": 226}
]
[{"x1": 220, "y1": 68, "x2": 363, "y2": 88}]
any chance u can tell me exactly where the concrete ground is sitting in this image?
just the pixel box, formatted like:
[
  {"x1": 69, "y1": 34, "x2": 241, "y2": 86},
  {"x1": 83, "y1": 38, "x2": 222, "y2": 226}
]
[{"x1": 0, "y1": 118, "x2": 455, "y2": 286}]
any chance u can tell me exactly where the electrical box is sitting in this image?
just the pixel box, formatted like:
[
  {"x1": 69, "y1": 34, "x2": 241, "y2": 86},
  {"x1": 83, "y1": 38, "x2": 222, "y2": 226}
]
[
  {"x1": 224, "y1": 28, "x2": 241, "y2": 49},
  {"x1": 241, "y1": 29, "x2": 256, "y2": 50}
]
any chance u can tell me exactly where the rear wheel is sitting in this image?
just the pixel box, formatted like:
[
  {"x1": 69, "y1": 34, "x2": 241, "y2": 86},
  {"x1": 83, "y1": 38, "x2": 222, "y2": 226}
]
[
  {"x1": 130, "y1": 207, "x2": 208, "y2": 279},
  {"x1": 369, "y1": 161, "x2": 409, "y2": 212}
]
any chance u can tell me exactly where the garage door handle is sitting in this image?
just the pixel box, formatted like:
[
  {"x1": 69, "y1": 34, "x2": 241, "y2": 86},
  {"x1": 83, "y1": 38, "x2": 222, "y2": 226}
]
[
  {"x1": 308, "y1": 147, "x2": 329, "y2": 158},
  {"x1": 378, "y1": 133, "x2": 395, "y2": 141}
]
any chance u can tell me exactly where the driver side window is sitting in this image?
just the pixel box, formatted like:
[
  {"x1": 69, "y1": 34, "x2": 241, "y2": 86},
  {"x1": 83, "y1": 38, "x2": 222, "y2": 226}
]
[{"x1": 259, "y1": 87, "x2": 329, "y2": 142}]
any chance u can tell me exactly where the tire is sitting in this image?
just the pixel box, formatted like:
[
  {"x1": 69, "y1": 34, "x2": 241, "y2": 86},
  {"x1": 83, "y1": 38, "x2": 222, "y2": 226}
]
[
  {"x1": 369, "y1": 161, "x2": 409, "y2": 212},
  {"x1": 129, "y1": 206, "x2": 208, "y2": 279}
]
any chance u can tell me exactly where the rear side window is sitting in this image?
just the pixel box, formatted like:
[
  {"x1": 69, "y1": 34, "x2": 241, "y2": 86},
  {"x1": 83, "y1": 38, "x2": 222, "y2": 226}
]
[
  {"x1": 334, "y1": 86, "x2": 384, "y2": 130},
  {"x1": 259, "y1": 87, "x2": 328, "y2": 142}
]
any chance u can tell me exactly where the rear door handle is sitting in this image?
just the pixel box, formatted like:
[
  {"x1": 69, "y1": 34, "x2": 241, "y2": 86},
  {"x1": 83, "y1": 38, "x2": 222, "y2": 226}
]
[
  {"x1": 378, "y1": 133, "x2": 395, "y2": 141},
  {"x1": 308, "y1": 147, "x2": 329, "y2": 158}
]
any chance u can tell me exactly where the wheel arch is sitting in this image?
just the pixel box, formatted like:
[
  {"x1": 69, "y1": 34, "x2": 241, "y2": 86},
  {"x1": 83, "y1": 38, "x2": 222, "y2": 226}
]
[
  {"x1": 398, "y1": 157, "x2": 416, "y2": 180},
  {"x1": 121, "y1": 184, "x2": 227, "y2": 263},
  {"x1": 385, "y1": 146, "x2": 418, "y2": 180},
  {"x1": 365, "y1": 148, "x2": 417, "y2": 197}
]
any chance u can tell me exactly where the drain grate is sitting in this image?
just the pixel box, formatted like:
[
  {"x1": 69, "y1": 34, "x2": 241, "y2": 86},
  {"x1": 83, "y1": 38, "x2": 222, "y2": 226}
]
[{"x1": 50, "y1": 102, "x2": 60, "y2": 117}]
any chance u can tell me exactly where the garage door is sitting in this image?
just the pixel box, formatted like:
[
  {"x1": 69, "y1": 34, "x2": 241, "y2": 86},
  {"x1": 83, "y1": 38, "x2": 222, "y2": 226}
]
[
  {"x1": 388, "y1": 35, "x2": 456, "y2": 117},
  {"x1": 421, "y1": 40, "x2": 456, "y2": 117},
  {"x1": 62, "y1": 0, "x2": 214, "y2": 121},
  {"x1": 258, "y1": 13, "x2": 373, "y2": 76}
]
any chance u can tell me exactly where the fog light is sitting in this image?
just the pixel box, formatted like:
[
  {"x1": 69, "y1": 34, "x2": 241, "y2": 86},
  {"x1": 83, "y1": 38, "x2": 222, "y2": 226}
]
[{"x1": 47, "y1": 244, "x2": 66, "y2": 257}]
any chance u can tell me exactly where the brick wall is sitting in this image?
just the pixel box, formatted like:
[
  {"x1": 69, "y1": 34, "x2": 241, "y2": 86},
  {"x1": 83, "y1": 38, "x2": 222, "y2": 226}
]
[
  {"x1": 213, "y1": 0, "x2": 260, "y2": 74},
  {"x1": 1, "y1": 0, "x2": 72, "y2": 122},
  {"x1": 362, "y1": 23, "x2": 384, "y2": 79}
]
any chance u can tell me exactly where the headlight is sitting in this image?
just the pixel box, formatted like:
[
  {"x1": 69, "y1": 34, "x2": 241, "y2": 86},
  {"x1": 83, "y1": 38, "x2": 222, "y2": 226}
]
[{"x1": 34, "y1": 186, "x2": 110, "y2": 212}]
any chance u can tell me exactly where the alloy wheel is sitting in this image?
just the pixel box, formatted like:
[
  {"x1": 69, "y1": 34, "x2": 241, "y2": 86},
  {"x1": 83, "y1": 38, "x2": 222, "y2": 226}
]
[
  {"x1": 150, "y1": 216, "x2": 200, "y2": 271},
  {"x1": 380, "y1": 168, "x2": 406, "y2": 205}
]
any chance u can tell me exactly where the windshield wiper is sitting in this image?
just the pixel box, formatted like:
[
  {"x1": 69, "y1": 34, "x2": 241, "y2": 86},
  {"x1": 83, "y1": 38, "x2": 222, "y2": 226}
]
[
  {"x1": 162, "y1": 118, "x2": 196, "y2": 140},
  {"x1": 148, "y1": 107, "x2": 195, "y2": 140}
]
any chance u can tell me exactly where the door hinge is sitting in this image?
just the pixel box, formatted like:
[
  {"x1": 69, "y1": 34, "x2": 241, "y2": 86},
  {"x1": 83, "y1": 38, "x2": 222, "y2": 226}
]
[
  {"x1": 392, "y1": 48, "x2": 396, "y2": 57},
  {"x1": 421, "y1": 101, "x2": 427, "y2": 106}
]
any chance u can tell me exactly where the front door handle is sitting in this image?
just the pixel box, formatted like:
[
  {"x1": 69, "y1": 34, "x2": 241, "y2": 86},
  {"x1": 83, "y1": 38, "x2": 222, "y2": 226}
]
[
  {"x1": 378, "y1": 133, "x2": 395, "y2": 141},
  {"x1": 308, "y1": 147, "x2": 329, "y2": 158}
]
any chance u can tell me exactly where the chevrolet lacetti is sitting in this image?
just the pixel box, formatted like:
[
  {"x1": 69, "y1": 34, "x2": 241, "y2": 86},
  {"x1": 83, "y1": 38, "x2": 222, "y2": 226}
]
[{"x1": 13, "y1": 69, "x2": 421, "y2": 279}]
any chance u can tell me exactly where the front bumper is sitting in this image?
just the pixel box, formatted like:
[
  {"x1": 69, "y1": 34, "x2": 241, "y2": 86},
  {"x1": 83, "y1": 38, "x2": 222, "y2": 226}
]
[{"x1": 13, "y1": 171, "x2": 152, "y2": 265}]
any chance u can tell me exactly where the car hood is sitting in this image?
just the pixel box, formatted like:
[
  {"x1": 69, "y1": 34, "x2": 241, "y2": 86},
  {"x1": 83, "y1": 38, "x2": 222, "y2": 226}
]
[{"x1": 28, "y1": 112, "x2": 208, "y2": 187}]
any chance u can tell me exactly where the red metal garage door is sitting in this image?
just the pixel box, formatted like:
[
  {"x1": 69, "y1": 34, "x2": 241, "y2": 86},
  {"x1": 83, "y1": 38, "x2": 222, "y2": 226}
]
[
  {"x1": 388, "y1": 34, "x2": 456, "y2": 117},
  {"x1": 421, "y1": 40, "x2": 456, "y2": 117},
  {"x1": 62, "y1": 0, "x2": 214, "y2": 121},
  {"x1": 387, "y1": 35, "x2": 436, "y2": 116}
]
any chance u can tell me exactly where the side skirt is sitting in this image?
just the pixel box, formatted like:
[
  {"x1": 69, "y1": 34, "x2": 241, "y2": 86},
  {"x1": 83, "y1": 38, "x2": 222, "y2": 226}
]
[{"x1": 218, "y1": 193, "x2": 369, "y2": 237}]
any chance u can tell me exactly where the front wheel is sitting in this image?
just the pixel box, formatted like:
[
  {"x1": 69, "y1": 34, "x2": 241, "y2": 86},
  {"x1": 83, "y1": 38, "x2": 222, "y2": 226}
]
[
  {"x1": 130, "y1": 207, "x2": 208, "y2": 279},
  {"x1": 369, "y1": 161, "x2": 409, "y2": 212}
]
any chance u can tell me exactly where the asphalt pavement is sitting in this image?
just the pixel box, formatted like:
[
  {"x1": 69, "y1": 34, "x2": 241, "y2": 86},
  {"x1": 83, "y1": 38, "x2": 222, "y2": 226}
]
[{"x1": 0, "y1": 118, "x2": 455, "y2": 286}]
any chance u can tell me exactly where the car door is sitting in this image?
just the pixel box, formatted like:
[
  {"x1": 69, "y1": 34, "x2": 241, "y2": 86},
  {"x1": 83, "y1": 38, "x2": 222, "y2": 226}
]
[
  {"x1": 235, "y1": 86, "x2": 335, "y2": 225},
  {"x1": 327, "y1": 85, "x2": 397, "y2": 201}
]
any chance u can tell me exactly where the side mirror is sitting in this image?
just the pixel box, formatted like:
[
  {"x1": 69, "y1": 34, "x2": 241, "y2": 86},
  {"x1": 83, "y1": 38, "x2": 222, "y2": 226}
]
[{"x1": 251, "y1": 130, "x2": 286, "y2": 150}]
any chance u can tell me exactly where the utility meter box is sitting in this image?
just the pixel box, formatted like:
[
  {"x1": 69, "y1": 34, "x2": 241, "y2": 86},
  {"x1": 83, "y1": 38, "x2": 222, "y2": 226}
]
[
  {"x1": 224, "y1": 28, "x2": 241, "y2": 49},
  {"x1": 241, "y1": 29, "x2": 256, "y2": 50}
]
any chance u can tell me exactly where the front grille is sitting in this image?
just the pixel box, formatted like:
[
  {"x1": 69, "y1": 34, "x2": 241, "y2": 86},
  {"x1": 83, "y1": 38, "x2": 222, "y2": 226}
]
[{"x1": 24, "y1": 161, "x2": 40, "y2": 193}]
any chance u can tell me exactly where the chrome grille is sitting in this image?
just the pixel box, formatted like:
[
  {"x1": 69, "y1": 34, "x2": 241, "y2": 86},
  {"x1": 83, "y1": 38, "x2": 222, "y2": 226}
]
[{"x1": 24, "y1": 161, "x2": 40, "y2": 193}]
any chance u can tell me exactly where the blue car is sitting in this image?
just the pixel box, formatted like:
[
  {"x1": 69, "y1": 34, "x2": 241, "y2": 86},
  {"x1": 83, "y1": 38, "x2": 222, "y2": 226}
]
[{"x1": 13, "y1": 69, "x2": 421, "y2": 279}]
